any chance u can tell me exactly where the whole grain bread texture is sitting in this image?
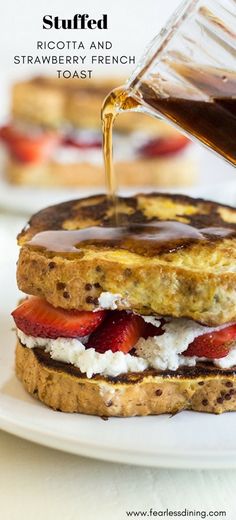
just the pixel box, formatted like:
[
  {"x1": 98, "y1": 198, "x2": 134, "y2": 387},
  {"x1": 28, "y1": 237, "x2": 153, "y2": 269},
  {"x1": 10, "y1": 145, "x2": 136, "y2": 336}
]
[
  {"x1": 16, "y1": 341, "x2": 236, "y2": 416},
  {"x1": 17, "y1": 193, "x2": 236, "y2": 325},
  {"x1": 11, "y1": 76, "x2": 180, "y2": 134},
  {"x1": 6, "y1": 152, "x2": 196, "y2": 188}
]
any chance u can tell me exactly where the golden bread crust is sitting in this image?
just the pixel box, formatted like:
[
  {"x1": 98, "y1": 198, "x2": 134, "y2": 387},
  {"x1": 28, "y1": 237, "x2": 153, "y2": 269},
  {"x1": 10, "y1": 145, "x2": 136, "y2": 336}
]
[
  {"x1": 5, "y1": 153, "x2": 196, "y2": 188},
  {"x1": 17, "y1": 194, "x2": 236, "y2": 325},
  {"x1": 11, "y1": 76, "x2": 178, "y2": 134},
  {"x1": 15, "y1": 342, "x2": 236, "y2": 416}
]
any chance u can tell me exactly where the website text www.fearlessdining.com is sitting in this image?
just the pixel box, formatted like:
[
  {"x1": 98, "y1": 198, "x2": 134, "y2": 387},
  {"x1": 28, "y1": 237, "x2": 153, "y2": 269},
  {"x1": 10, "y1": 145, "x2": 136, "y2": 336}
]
[{"x1": 126, "y1": 510, "x2": 227, "y2": 518}]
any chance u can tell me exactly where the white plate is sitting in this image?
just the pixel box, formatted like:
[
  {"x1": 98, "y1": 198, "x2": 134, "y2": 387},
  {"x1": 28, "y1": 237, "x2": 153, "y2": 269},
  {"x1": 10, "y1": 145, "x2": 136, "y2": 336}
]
[
  {"x1": 1, "y1": 176, "x2": 236, "y2": 215},
  {"x1": 1, "y1": 217, "x2": 236, "y2": 469}
]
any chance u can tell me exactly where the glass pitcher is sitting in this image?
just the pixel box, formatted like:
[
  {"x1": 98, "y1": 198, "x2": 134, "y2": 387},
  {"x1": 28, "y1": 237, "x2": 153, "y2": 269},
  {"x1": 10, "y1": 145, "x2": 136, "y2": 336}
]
[{"x1": 124, "y1": 0, "x2": 236, "y2": 166}]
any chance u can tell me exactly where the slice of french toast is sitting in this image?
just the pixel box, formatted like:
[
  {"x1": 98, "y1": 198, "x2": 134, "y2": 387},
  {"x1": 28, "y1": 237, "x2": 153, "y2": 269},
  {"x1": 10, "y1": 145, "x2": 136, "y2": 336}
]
[
  {"x1": 5, "y1": 150, "x2": 196, "y2": 188},
  {"x1": 17, "y1": 193, "x2": 236, "y2": 325},
  {"x1": 16, "y1": 341, "x2": 236, "y2": 415},
  {"x1": 11, "y1": 76, "x2": 179, "y2": 133}
]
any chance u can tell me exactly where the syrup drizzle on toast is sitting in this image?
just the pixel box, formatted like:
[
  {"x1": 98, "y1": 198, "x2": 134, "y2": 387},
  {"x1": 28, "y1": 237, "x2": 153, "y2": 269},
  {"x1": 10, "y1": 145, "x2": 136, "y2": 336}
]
[{"x1": 27, "y1": 222, "x2": 235, "y2": 257}]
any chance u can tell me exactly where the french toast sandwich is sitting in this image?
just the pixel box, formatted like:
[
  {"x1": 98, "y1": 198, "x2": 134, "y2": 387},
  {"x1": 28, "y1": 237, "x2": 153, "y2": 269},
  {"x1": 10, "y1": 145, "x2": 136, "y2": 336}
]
[
  {"x1": 13, "y1": 193, "x2": 236, "y2": 415},
  {"x1": 1, "y1": 77, "x2": 197, "y2": 188}
]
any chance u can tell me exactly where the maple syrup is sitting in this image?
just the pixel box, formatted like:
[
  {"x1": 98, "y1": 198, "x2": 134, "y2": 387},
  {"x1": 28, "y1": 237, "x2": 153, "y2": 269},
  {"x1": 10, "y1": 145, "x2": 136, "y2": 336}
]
[
  {"x1": 101, "y1": 87, "x2": 139, "y2": 213},
  {"x1": 102, "y1": 65, "x2": 236, "y2": 219},
  {"x1": 27, "y1": 222, "x2": 235, "y2": 258},
  {"x1": 27, "y1": 68, "x2": 236, "y2": 255}
]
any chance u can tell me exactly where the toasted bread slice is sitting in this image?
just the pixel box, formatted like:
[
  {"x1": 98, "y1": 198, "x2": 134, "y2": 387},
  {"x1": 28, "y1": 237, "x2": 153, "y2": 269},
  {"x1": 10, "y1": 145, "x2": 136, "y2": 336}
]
[
  {"x1": 5, "y1": 152, "x2": 196, "y2": 188},
  {"x1": 17, "y1": 193, "x2": 236, "y2": 325},
  {"x1": 11, "y1": 76, "x2": 181, "y2": 135},
  {"x1": 15, "y1": 341, "x2": 236, "y2": 415}
]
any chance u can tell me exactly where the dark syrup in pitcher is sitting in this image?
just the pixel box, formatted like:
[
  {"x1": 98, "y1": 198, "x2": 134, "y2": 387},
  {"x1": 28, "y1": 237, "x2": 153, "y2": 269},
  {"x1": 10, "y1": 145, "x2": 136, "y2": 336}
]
[{"x1": 136, "y1": 64, "x2": 236, "y2": 165}]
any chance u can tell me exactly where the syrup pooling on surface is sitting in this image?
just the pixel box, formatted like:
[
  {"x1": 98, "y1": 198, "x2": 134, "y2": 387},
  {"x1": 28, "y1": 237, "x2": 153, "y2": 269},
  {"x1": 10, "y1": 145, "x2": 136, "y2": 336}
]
[{"x1": 27, "y1": 222, "x2": 235, "y2": 257}]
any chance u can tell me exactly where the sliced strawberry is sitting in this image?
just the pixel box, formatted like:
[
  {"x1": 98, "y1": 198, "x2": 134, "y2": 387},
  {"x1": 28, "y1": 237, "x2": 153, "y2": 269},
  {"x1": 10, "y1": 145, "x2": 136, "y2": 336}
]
[
  {"x1": 63, "y1": 136, "x2": 101, "y2": 149},
  {"x1": 184, "y1": 324, "x2": 236, "y2": 359},
  {"x1": 139, "y1": 134, "x2": 189, "y2": 158},
  {"x1": 143, "y1": 320, "x2": 164, "y2": 339},
  {"x1": 87, "y1": 311, "x2": 146, "y2": 353},
  {"x1": 12, "y1": 297, "x2": 106, "y2": 339},
  {"x1": 0, "y1": 125, "x2": 59, "y2": 163}
]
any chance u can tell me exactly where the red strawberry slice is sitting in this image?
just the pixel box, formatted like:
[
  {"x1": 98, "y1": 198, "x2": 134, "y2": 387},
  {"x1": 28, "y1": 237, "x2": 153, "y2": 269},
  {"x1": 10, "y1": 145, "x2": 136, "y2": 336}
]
[
  {"x1": 12, "y1": 297, "x2": 106, "y2": 339},
  {"x1": 63, "y1": 136, "x2": 101, "y2": 149},
  {"x1": 139, "y1": 134, "x2": 189, "y2": 158},
  {"x1": 184, "y1": 324, "x2": 236, "y2": 359},
  {"x1": 143, "y1": 320, "x2": 164, "y2": 339},
  {"x1": 0, "y1": 125, "x2": 59, "y2": 163},
  {"x1": 87, "y1": 311, "x2": 146, "y2": 354}
]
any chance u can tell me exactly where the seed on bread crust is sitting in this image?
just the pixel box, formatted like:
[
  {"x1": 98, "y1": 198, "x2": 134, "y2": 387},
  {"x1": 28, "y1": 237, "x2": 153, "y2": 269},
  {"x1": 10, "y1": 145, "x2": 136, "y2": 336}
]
[
  {"x1": 57, "y1": 282, "x2": 66, "y2": 290},
  {"x1": 48, "y1": 261, "x2": 56, "y2": 269},
  {"x1": 86, "y1": 296, "x2": 95, "y2": 304}
]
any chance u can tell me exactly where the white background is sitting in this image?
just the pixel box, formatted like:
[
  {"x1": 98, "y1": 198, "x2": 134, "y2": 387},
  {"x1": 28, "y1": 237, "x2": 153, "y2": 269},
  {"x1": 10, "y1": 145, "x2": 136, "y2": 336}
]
[{"x1": 0, "y1": 1, "x2": 236, "y2": 519}]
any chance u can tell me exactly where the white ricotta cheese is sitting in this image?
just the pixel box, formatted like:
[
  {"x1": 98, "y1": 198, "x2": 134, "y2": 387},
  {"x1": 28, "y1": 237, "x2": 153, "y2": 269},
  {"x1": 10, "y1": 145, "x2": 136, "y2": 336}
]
[
  {"x1": 54, "y1": 146, "x2": 103, "y2": 165},
  {"x1": 17, "y1": 316, "x2": 236, "y2": 378},
  {"x1": 53, "y1": 129, "x2": 192, "y2": 166},
  {"x1": 213, "y1": 343, "x2": 236, "y2": 369},
  {"x1": 98, "y1": 292, "x2": 123, "y2": 310},
  {"x1": 135, "y1": 318, "x2": 233, "y2": 371},
  {"x1": 141, "y1": 315, "x2": 161, "y2": 327},
  {"x1": 17, "y1": 329, "x2": 148, "y2": 379}
]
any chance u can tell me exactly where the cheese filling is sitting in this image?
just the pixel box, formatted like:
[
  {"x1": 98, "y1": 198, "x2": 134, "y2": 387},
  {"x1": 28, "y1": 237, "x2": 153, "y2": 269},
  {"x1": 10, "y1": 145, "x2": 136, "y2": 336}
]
[
  {"x1": 3, "y1": 123, "x2": 191, "y2": 165},
  {"x1": 17, "y1": 329, "x2": 148, "y2": 379},
  {"x1": 17, "y1": 315, "x2": 236, "y2": 379},
  {"x1": 53, "y1": 130, "x2": 191, "y2": 165}
]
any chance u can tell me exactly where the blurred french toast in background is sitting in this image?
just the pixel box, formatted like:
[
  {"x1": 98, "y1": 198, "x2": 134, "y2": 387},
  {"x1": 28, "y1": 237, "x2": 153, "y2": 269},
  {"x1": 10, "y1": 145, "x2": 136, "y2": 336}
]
[{"x1": 0, "y1": 76, "x2": 197, "y2": 188}]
